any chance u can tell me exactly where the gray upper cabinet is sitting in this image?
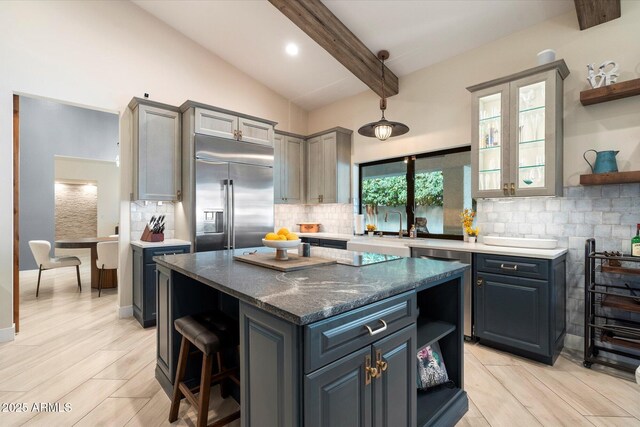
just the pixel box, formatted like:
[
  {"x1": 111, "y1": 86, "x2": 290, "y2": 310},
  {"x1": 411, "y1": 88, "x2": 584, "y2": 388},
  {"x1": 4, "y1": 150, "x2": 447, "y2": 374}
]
[
  {"x1": 239, "y1": 116, "x2": 275, "y2": 146},
  {"x1": 194, "y1": 106, "x2": 274, "y2": 146},
  {"x1": 194, "y1": 107, "x2": 236, "y2": 140},
  {"x1": 468, "y1": 60, "x2": 569, "y2": 198},
  {"x1": 274, "y1": 132, "x2": 304, "y2": 204},
  {"x1": 306, "y1": 128, "x2": 352, "y2": 204},
  {"x1": 130, "y1": 98, "x2": 181, "y2": 201}
]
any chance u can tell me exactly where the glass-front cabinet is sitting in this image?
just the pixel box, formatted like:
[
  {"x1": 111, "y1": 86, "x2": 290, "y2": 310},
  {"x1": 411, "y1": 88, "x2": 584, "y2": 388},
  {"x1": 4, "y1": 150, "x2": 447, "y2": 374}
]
[{"x1": 469, "y1": 60, "x2": 569, "y2": 198}]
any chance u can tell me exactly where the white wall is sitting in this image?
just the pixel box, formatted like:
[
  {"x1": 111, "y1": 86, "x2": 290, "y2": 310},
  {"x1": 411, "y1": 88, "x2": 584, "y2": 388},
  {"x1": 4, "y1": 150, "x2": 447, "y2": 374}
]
[
  {"x1": 0, "y1": 1, "x2": 308, "y2": 337},
  {"x1": 55, "y1": 157, "x2": 120, "y2": 238},
  {"x1": 308, "y1": 1, "x2": 640, "y2": 184}
]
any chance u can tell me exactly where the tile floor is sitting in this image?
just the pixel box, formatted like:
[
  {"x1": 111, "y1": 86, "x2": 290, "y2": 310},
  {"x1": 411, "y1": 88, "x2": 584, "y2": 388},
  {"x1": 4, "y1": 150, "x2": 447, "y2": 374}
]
[{"x1": 1, "y1": 255, "x2": 638, "y2": 426}]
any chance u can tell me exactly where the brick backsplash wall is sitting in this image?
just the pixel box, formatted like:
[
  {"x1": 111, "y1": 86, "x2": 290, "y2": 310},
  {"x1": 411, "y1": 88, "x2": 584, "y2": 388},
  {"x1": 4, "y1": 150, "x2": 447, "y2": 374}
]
[
  {"x1": 476, "y1": 183, "x2": 640, "y2": 346},
  {"x1": 130, "y1": 201, "x2": 175, "y2": 242},
  {"x1": 275, "y1": 203, "x2": 355, "y2": 235}
]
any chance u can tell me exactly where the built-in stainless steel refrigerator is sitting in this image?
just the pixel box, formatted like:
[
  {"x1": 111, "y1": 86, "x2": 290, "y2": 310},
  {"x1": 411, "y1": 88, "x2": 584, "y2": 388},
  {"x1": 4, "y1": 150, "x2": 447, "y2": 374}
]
[{"x1": 194, "y1": 135, "x2": 274, "y2": 252}]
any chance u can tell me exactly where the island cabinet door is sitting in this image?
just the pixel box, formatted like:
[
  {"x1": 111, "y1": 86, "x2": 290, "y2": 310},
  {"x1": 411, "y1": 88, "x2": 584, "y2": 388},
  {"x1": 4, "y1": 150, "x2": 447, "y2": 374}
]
[
  {"x1": 156, "y1": 265, "x2": 172, "y2": 381},
  {"x1": 132, "y1": 247, "x2": 143, "y2": 318},
  {"x1": 475, "y1": 272, "x2": 549, "y2": 357},
  {"x1": 304, "y1": 346, "x2": 372, "y2": 427},
  {"x1": 372, "y1": 326, "x2": 416, "y2": 427}
]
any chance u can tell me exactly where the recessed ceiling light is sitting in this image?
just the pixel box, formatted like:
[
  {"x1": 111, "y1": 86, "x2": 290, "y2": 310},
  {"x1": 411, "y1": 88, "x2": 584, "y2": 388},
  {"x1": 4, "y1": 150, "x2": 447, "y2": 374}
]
[{"x1": 285, "y1": 43, "x2": 299, "y2": 56}]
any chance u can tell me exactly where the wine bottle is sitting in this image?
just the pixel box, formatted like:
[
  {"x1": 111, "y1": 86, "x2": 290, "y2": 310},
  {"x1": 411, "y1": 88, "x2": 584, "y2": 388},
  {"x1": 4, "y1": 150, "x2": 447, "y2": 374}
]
[{"x1": 632, "y1": 224, "x2": 640, "y2": 257}]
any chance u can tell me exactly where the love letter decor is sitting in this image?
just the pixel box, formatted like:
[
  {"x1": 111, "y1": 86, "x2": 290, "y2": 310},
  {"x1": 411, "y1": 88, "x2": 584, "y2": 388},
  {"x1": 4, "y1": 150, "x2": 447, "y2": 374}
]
[{"x1": 587, "y1": 60, "x2": 619, "y2": 89}]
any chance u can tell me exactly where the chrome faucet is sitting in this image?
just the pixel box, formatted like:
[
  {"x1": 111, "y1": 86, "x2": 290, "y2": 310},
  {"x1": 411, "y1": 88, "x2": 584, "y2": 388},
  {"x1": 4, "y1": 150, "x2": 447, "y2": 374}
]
[{"x1": 384, "y1": 211, "x2": 403, "y2": 238}]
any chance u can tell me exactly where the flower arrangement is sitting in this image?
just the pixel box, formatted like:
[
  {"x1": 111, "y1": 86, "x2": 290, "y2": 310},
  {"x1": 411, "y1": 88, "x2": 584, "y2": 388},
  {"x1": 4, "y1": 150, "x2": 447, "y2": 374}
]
[
  {"x1": 465, "y1": 226, "x2": 480, "y2": 237},
  {"x1": 366, "y1": 224, "x2": 377, "y2": 232},
  {"x1": 460, "y1": 209, "x2": 475, "y2": 229}
]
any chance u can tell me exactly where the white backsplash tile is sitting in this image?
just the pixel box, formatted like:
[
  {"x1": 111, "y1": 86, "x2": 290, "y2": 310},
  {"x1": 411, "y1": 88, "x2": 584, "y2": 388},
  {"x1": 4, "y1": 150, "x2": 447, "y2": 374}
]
[
  {"x1": 275, "y1": 203, "x2": 355, "y2": 235},
  {"x1": 130, "y1": 201, "x2": 175, "y2": 242}
]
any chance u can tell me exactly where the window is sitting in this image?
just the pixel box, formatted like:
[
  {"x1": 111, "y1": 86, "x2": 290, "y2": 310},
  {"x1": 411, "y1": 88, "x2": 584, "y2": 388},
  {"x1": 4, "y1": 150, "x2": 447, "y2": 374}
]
[{"x1": 359, "y1": 147, "x2": 472, "y2": 239}]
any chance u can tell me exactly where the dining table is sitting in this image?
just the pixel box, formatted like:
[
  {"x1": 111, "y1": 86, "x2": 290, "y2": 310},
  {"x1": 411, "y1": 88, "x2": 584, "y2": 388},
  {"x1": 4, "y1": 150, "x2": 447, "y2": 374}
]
[{"x1": 55, "y1": 236, "x2": 118, "y2": 289}]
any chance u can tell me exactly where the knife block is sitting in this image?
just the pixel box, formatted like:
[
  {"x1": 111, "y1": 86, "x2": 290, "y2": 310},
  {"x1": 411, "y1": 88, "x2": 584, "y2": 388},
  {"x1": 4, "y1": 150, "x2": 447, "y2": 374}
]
[{"x1": 140, "y1": 225, "x2": 164, "y2": 242}]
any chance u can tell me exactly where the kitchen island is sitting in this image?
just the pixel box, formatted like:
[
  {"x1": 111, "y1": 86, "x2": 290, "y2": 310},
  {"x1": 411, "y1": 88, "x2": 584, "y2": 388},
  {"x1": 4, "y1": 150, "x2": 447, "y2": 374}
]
[{"x1": 155, "y1": 247, "x2": 469, "y2": 427}]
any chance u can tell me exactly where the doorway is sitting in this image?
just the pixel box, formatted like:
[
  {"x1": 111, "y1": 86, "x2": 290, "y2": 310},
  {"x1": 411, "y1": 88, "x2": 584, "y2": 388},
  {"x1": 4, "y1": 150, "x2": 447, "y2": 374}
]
[{"x1": 12, "y1": 94, "x2": 120, "y2": 332}]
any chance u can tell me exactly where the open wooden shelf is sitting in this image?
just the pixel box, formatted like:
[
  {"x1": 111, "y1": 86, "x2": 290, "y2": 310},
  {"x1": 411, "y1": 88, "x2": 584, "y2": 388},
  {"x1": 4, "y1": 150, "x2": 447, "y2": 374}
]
[
  {"x1": 601, "y1": 264, "x2": 640, "y2": 275},
  {"x1": 580, "y1": 170, "x2": 640, "y2": 186},
  {"x1": 580, "y1": 77, "x2": 640, "y2": 106},
  {"x1": 601, "y1": 331, "x2": 640, "y2": 351},
  {"x1": 602, "y1": 294, "x2": 640, "y2": 314}
]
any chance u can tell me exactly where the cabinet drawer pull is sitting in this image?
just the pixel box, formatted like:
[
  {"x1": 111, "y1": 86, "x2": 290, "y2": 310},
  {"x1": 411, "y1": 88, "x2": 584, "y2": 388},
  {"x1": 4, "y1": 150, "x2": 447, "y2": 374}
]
[
  {"x1": 476, "y1": 277, "x2": 484, "y2": 287},
  {"x1": 510, "y1": 183, "x2": 516, "y2": 196},
  {"x1": 364, "y1": 319, "x2": 387, "y2": 336},
  {"x1": 500, "y1": 263, "x2": 518, "y2": 271},
  {"x1": 503, "y1": 183, "x2": 509, "y2": 196}
]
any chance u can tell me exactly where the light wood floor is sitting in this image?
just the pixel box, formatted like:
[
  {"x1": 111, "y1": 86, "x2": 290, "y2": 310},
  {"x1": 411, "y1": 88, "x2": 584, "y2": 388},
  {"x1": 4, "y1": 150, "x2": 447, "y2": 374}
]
[{"x1": 2, "y1": 258, "x2": 638, "y2": 427}]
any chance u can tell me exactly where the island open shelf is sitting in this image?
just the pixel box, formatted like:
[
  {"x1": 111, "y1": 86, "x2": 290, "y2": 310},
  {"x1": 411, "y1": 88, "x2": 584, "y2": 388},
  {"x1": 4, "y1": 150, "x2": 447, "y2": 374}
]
[
  {"x1": 417, "y1": 317, "x2": 456, "y2": 350},
  {"x1": 415, "y1": 277, "x2": 467, "y2": 426}
]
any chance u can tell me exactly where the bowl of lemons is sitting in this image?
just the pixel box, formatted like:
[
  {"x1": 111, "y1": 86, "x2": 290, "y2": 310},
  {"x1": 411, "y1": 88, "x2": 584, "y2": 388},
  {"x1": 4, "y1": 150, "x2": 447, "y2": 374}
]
[{"x1": 262, "y1": 228, "x2": 301, "y2": 260}]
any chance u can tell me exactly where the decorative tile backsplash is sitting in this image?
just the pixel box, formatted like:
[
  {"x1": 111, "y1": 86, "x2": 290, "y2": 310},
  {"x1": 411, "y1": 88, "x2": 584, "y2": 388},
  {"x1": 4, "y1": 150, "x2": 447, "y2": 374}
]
[
  {"x1": 275, "y1": 203, "x2": 356, "y2": 235},
  {"x1": 476, "y1": 183, "x2": 640, "y2": 340},
  {"x1": 130, "y1": 201, "x2": 175, "y2": 242}
]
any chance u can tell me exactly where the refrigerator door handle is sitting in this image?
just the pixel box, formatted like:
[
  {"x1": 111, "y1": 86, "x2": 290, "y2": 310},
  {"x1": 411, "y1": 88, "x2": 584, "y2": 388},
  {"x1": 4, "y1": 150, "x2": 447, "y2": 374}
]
[
  {"x1": 223, "y1": 179, "x2": 231, "y2": 250},
  {"x1": 229, "y1": 179, "x2": 235, "y2": 249}
]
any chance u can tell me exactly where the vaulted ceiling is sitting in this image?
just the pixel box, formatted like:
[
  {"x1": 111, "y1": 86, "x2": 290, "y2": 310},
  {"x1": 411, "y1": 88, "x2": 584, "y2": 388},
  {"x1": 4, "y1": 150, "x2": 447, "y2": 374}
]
[{"x1": 133, "y1": 0, "x2": 574, "y2": 111}]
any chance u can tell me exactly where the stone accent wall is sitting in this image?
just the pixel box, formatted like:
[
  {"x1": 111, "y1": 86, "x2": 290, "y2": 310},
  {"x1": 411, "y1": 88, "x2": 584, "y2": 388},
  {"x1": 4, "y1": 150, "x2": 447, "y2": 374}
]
[
  {"x1": 275, "y1": 203, "x2": 355, "y2": 235},
  {"x1": 476, "y1": 183, "x2": 640, "y2": 342},
  {"x1": 55, "y1": 183, "x2": 97, "y2": 239},
  {"x1": 130, "y1": 201, "x2": 175, "y2": 242}
]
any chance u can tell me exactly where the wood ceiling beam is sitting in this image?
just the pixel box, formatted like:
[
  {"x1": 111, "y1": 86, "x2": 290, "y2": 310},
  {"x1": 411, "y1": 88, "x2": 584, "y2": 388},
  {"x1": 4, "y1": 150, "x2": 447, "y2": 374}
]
[
  {"x1": 268, "y1": 0, "x2": 399, "y2": 98},
  {"x1": 574, "y1": 0, "x2": 621, "y2": 30}
]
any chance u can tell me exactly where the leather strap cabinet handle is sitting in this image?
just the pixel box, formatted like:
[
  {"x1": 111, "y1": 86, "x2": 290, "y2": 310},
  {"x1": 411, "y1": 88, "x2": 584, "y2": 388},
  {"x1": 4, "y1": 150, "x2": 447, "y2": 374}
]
[
  {"x1": 500, "y1": 263, "x2": 518, "y2": 271},
  {"x1": 364, "y1": 319, "x2": 388, "y2": 336}
]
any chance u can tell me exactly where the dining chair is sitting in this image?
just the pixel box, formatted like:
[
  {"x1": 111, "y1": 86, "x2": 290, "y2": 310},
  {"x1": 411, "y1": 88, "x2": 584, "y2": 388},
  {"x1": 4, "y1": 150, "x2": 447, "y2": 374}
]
[
  {"x1": 28, "y1": 240, "x2": 82, "y2": 298},
  {"x1": 96, "y1": 241, "x2": 119, "y2": 297}
]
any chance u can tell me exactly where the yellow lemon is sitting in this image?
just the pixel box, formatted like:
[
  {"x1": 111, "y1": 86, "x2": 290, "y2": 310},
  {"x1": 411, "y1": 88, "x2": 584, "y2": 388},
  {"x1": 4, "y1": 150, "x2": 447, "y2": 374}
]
[
  {"x1": 279, "y1": 235, "x2": 287, "y2": 240},
  {"x1": 265, "y1": 233, "x2": 279, "y2": 241},
  {"x1": 286, "y1": 233, "x2": 299, "y2": 240},
  {"x1": 277, "y1": 227, "x2": 290, "y2": 236}
]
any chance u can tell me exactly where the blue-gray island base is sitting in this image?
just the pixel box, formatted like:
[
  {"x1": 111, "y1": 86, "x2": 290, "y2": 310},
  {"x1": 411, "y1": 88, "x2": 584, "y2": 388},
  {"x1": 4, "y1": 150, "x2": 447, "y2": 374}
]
[{"x1": 155, "y1": 247, "x2": 470, "y2": 427}]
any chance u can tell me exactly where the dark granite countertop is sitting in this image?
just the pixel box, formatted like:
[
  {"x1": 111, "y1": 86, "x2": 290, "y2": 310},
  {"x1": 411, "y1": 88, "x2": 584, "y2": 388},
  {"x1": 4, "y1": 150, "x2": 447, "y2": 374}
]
[{"x1": 154, "y1": 247, "x2": 469, "y2": 325}]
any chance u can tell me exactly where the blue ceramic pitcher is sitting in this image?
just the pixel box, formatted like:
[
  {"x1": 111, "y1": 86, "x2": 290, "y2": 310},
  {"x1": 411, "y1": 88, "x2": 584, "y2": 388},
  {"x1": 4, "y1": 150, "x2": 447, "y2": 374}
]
[{"x1": 583, "y1": 149, "x2": 619, "y2": 174}]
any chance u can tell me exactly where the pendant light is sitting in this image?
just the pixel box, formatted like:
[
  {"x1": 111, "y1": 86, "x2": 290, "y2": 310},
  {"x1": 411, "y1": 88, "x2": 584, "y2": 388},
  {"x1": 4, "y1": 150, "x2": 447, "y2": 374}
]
[{"x1": 358, "y1": 50, "x2": 409, "y2": 141}]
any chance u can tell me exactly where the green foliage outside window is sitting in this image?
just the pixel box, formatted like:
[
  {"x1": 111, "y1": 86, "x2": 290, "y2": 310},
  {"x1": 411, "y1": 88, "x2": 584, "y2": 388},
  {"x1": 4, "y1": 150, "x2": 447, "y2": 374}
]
[{"x1": 361, "y1": 172, "x2": 443, "y2": 207}]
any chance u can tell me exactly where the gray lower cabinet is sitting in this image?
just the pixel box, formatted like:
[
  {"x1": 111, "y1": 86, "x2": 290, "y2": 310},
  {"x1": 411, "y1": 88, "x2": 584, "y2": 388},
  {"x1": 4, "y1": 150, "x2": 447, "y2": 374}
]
[
  {"x1": 300, "y1": 237, "x2": 348, "y2": 250},
  {"x1": 303, "y1": 327, "x2": 416, "y2": 427},
  {"x1": 156, "y1": 264, "x2": 172, "y2": 380},
  {"x1": 132, "y1": 244, "x2": 190, "y2": 328},
  {"x1": 305, "y1": 346, "x2": 372, "y2": 427},
  {"x1": 474, "y1": 253, "x2": 566, "y2": 364},
  {"x1": 129, "y1": 98, "x2": 181, "y2": 201}
]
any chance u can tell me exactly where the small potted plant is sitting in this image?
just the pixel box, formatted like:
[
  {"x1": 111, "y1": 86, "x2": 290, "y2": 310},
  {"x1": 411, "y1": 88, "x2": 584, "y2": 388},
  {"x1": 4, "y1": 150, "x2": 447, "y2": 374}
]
[
  {"x1": 366, "y1": 224, "x2": 376, "y2": 237},
  {"x1": 465, "y1": 226, "x2": 479, "y2": 243},
  {"x1": 460, "y1": 209, "x2": 476, "y2": 242}
]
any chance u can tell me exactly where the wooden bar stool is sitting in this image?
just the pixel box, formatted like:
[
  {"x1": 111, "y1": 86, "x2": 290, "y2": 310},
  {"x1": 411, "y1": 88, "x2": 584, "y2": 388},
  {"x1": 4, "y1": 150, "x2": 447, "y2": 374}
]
[{"x1": 169, "y1": 311, "x2": 240, "y2": 427}]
